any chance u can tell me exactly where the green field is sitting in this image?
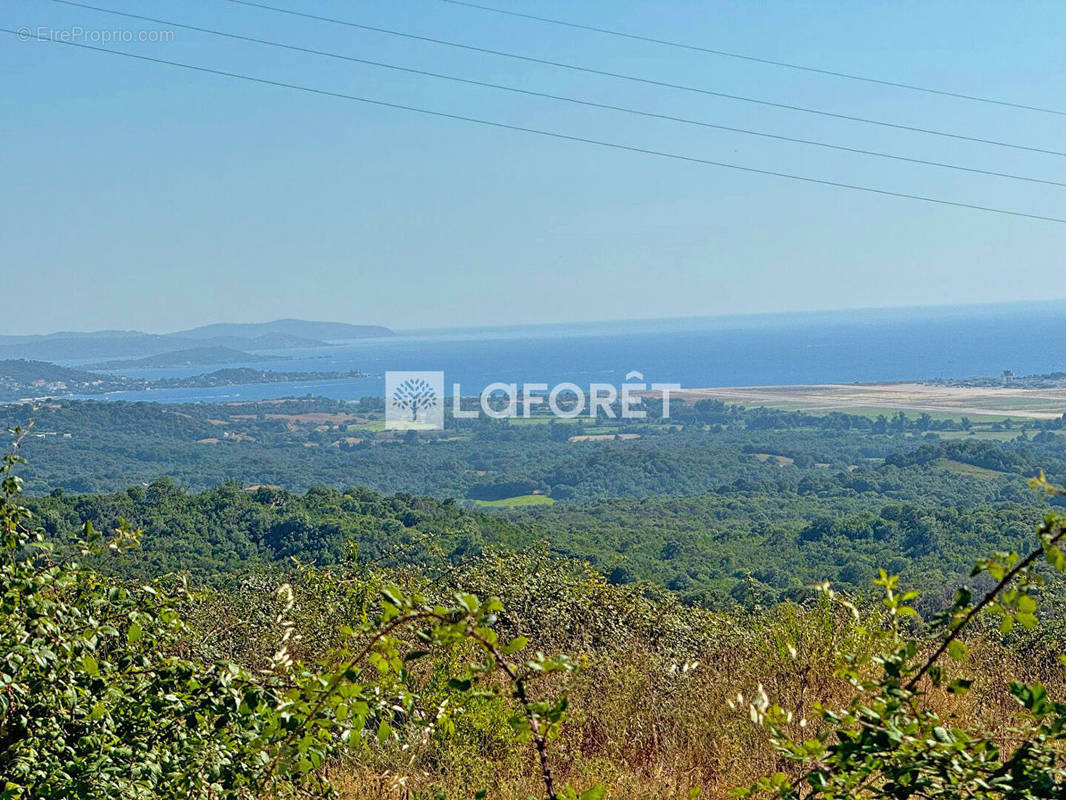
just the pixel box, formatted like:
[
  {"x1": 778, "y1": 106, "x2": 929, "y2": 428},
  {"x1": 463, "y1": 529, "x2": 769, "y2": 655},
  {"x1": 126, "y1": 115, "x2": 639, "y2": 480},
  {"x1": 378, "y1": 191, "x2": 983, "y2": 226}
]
[
  {"x1": 473, "y1": 494, "x2": 556, "y2": 508},
  {"x1": 939, "y1": 458, "x2": 1007, "y2": 479},
  {"x1": 935, "y1": 429, "x2": 1023, "y2": 441},
  {"x1": 347, "y1": 420, "x2": 387, "y2": 432}
]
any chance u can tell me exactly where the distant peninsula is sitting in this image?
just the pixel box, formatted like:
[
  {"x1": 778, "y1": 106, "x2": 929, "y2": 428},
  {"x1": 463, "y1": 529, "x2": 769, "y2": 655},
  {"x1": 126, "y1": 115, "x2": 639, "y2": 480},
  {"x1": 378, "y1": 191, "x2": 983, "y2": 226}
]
[
  {"x1": 87, "y1": 346, "x2": 287, "y2": 371},
  {"x1": 0, "y1": 319, "x2": 394, "y2": 361},
  {"x1": 169, "y1": 319, "x2": 393, "y2": 342},
  {"x1": 151, "y1": 368, "x2": 366, "y2": 391},
  {"x1": 0, "y1": 359, "x2": 365, "y2": 401}
]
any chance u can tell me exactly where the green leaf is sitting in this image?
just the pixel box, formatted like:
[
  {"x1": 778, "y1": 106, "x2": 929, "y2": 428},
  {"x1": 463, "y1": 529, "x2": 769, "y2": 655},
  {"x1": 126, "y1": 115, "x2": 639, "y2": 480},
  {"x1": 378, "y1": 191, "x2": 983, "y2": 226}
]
[
  {"x1": 503, "y1": 636, "x2": 529, "y2": 655},
  {"x1": 381, "y1": 586, "x2": 404, "y2": 607},
  {"x1": 1046, "y1": 545, "x2": 1066, "y2": 572},
  {"x1": 947, "y1": 640, "x2": 967, "y2": 661},
  {"x1": 376, "y1": 720, "x2": 392, "y2": 743}
]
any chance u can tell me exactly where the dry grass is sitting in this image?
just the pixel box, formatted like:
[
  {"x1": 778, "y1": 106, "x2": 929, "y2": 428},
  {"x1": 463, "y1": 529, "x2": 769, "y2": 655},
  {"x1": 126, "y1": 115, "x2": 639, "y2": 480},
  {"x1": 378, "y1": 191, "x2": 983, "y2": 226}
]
[
  {"x1": 752, "y1": 453, "x2": 795, "y2": 466},
  {"x1": 569, "y1": 434, "x2": 642, "y2": 442},
  {"x1": 323, "y1": 611, "x2": 1063, "y2": 800}
]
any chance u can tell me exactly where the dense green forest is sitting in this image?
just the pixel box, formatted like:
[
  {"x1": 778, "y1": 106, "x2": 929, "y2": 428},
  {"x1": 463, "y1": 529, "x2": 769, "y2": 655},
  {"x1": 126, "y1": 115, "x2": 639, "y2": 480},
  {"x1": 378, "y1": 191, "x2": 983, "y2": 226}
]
[
  {"x1": 8, "y1": 401, "x2": 1057, "y2": 614},
  {"x1": 6, "y1": 430, "x2": 1066, "y2": 799},
  {"x1": 9, "y1": 394, "x2": 1063, "y2": 611},
  {"x1": 23, "y1": 475, "x2": 1043, "y2": 610},
  {"x1": 5, "y1": 397, "x2": 1064, "y2": 499}
]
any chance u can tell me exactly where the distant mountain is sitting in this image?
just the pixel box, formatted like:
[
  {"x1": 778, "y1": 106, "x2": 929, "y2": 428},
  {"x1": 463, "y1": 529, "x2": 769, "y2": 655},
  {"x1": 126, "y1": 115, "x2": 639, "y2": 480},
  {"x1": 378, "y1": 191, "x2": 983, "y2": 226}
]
[
  {"x1": 0, "y1": 329, "x2": 150, "y2": 346},
  {"x1": 172, "y1": 319, "x2": 394, "y2": 342},
  {"x1": 87, "y1": 346, "x2": 287, "y2": 371},
  {"x1": 0, "y1": 320, "x2": 393, "y2": 361}
]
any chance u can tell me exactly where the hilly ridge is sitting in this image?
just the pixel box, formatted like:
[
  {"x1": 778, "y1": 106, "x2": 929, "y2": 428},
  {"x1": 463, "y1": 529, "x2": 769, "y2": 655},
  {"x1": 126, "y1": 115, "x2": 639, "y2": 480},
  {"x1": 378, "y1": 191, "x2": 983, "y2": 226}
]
[
  {"x1": 86, "y1": 346, "x2": 286, "y2": 371},
  {"x1": 171, "y1": 319, "x2": 393, "y2": 341},
  {"x1": 0, "y1": 319, "x2": 394, "y2": 361}
]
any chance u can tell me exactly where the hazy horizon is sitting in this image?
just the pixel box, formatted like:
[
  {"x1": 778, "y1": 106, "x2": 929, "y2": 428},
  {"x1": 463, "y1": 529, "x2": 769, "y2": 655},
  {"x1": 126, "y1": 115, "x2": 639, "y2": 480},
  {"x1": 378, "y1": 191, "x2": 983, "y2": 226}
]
[{"x1": 4, "y1": 296, "x2": 1066, "y2": 339}]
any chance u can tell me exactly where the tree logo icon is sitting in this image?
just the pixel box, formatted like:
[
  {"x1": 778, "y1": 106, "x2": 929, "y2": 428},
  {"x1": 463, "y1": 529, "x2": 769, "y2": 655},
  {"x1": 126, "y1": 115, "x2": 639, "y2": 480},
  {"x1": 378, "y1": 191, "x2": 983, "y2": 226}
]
[
  {"x1": 385, "y1": 371, "x2": 445, "y2": 430},
  {"x1": 392, "y1": 377, "x2": 438, "y2": 421}
]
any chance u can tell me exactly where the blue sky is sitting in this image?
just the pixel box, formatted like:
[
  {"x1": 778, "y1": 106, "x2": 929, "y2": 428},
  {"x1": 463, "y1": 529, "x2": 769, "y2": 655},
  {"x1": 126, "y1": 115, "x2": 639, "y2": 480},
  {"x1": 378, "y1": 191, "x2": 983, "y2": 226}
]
[{"x1": 4, "y1": 0, "x2": 1066, "y2": 333}]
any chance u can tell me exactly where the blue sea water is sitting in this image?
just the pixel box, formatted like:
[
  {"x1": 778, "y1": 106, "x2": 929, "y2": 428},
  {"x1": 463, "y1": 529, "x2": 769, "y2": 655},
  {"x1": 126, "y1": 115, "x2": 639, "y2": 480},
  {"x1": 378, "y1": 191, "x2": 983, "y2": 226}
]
[{"x1": 69, "y1": 301, "x2": 1066, "y2": 404}]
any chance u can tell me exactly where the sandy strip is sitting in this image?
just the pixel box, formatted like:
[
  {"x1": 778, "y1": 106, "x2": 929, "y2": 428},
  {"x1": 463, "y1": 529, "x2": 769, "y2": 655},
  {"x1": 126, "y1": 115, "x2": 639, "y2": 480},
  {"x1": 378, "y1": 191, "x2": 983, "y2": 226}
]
[{"x1": 666, "y1": 383, "x2": 1066, "y2": 419}]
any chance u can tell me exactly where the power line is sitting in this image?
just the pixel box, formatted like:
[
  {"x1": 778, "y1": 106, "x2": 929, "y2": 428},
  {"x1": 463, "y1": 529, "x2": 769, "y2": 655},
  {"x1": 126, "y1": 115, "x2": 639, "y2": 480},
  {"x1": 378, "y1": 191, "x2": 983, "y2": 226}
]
[
  {"x1": 225, "y1": 0, "x2": 1066, "y2": 159},
  {"x1": 5, "y1": 28, "x2": 1065, "y2": 225},
  {"x1": 50, "y1": 0, "x2": 1066, "y2": 189},
  {"x1": 440, "y1": 0, "x2": 1066, "y2": 118}
]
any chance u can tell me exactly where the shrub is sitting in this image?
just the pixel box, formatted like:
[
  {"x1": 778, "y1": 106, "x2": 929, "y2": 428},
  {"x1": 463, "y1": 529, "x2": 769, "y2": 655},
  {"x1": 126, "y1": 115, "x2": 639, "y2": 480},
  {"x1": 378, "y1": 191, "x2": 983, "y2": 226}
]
[
  {"x1": 742, "y1": 473, "x2": 1066, "y2": 799},
  {"x1": 0, "y1": 432, "x2": 586, "y2": 800}
]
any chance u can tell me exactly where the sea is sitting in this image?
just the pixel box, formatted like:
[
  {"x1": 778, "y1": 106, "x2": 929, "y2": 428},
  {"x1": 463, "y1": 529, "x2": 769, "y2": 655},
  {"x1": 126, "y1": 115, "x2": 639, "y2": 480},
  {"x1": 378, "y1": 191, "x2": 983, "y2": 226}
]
[{"x1": 64, "y1": 301, "x2": 1066, "y2": 404}]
